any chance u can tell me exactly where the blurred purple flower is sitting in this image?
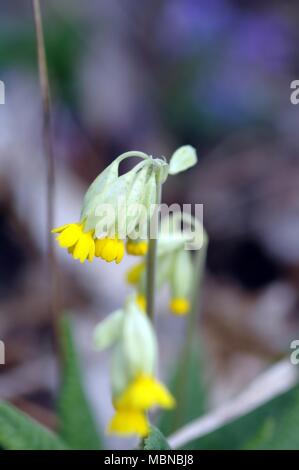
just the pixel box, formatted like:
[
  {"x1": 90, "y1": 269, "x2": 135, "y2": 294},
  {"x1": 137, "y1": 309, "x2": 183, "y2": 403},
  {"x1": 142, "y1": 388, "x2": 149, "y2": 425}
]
[
  {"x1": 194, "y1": 12, "x2": 293, "y2": 124},
  {"x1": 157, "y1": 0, "x2": 234, "y2": 56},
  {"x1": 193, "y1": 67, "x2": 266, "y2": 125},
  {"x1": 227, "y1": 13, "x2": 293, "y2": 72},
  {"x1": 178, "y1": 7, "x2": 294, "y2": 126}
]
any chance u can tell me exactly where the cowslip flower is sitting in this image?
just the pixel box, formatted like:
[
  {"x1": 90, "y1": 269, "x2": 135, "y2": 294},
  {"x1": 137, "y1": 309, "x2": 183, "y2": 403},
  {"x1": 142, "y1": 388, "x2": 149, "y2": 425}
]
[
  {"x1": 52, "y1": 223, "x2": 96, "y2": 263},
  {"x1": 52, "y1": 151, "x2": 168, "y2": 264},
  {"x1": 93, "y1": 296, "x2": 175, "y2": 437},
  {"x1": 168, "y1": 249, "x2": 193, "y2": 315},
  {"x1": 127, "y1": 248, "x2": 193, "y2": 316},
  {"x1": 52, "y1": 146, "x2": 198, "y2": 264},
  {"x1": 126, "y1": 214, "x2": 207, "y2": 315}
]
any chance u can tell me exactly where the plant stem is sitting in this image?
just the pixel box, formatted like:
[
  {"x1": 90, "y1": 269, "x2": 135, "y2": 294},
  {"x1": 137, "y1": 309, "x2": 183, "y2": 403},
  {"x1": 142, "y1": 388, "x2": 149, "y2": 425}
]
[
  {"x1": 146, "y1": 179, "x2": 162, "y2": 321},
  {"x1": 173, "y1": 234, "x2": 208, "y2": 430},
  {"x1": 33, "y1": 0, "x2": 61, "y2": 359},
  {"x1": 188, "y1": 236, "x2": 208, "y2": 332}
]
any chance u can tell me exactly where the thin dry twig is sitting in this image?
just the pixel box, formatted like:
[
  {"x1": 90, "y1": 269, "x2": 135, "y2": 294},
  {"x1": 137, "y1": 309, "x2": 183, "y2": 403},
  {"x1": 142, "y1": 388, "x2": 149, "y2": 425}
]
[
  {"x1": 32, "y1": 0, "x2": 61, "y2": 358},
  {"x1": 168, "y1": 358, "x2": 299, "y2": 449}
]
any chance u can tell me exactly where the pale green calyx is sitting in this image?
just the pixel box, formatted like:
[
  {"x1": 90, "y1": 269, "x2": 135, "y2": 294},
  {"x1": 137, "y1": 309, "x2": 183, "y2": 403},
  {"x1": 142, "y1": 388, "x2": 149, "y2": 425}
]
[
  {"x1": 122, "y1": 296, "x2": 157, "y2": 378},
  {"x1": 128, "y1": 213, "x2": 206, "y2": 313},
  {"x1": 93, "y1": 295, "x2": 158, "y2": 398},
  {"x1": 134, "y1": 231, "x2": 193, "y2": 296},
  {"x1": 80, "y1": 146, "x2": 198, "y2": 239},
  {"x1": 93, "y1": 309, "x2": 124, "y2": 351},
  {"x1": 169, "y1": 145, "x2": 197, "y2": 175},
  {"x1": 169, "y1": 249, "x2": 193, "y2": 299},
  {"x1": 80, "y1": 151, "x2": 168, "y2": 239}
]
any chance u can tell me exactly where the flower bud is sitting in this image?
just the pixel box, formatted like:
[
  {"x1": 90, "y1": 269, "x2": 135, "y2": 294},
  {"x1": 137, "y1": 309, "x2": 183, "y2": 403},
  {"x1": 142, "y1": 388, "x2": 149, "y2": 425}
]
[
  {"x1": 121, "y1": 297, "x2": 157, "y2": 378},
  {"x1": 93, "y1": 310, "x2": 124, "y2": 351},
  {"x1": 169, "y1": 250, "x2": 192, "y2": 315},
  {"x1": 169, "y1": 145, "x2": 197, "y2": 175}
]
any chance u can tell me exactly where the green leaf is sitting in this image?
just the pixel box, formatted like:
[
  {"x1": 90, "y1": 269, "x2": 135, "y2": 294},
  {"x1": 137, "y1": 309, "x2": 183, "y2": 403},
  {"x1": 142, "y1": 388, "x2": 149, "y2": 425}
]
[
  {"x1": 58, "y1": 315, "x2": 103, "y2": 449},
  {"x1": 0, "y1": 401, "x2": 68, "y2": 450},
  {"x1": 246, "y1": 385, "x2": 299, "y2": 450},
  {"x1": 142, "y1": 425, "x2": 171, "y2": 450},
  {"x1": 159, "y1": 333, "x2": 207, "y2": 436},
  {"x1": 242, "y1": 419, "x2": 276, "y2": 450},
  {"x1": 183, "y1": 383, "x2": 299, "y2": 450},
  {"x1": 169, "y1": 145, "x2": 197, "y2": 175}
]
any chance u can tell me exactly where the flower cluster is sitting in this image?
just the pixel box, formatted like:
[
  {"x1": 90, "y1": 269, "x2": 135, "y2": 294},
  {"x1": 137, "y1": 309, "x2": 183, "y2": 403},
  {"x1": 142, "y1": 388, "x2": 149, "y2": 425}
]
[
  {"x1": 52, "y1": 151, "x2": 168, "y2": 264},
  {"x1": 54, "y1": 147, "x2": 200, "y2": 439},
  {"x1": 126, "y1": 214, "x2": 203, "y2": 315},
  {"x1": 93, "y1": 296, "x2": 175, "y2": 436},
  {"x1": 52, "y1": 223, "x2": 125, "y2": 264}
]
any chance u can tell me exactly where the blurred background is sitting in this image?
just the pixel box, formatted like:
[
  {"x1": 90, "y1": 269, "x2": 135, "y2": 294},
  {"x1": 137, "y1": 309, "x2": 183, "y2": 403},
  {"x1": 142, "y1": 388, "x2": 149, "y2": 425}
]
[{"x1": 1, "y1": 0, "x2": 299, "y2": 449}]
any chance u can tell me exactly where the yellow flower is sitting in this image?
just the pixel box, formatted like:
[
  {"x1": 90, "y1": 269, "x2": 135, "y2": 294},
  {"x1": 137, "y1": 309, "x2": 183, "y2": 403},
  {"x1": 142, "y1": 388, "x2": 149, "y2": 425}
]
[
  {"x1": 52, "y1": 223, "x2": 125, "y2": 264},
  {"x1": 116, "y1": 374, "x2": 175, "y2": 411},
  {"x1": 107, "y1": 374, "x2": 174, "y2": 437},
  {"x1": 136, "y1": 293, "x2": 146, "y2": 312},
  {"x1": 94, "y1": 296, "x2": 176, "y2": 438},
  {"x1": 107, "y1": 408, "x2": 149, "y2": 437},
  {"x1": 124, "y1": 234, "x2": 194, "y2": 316},
  {"x1": 52, "y1": 223, "x2": 95, "y2": 263},
  {"x1": 126, "y1": 262, "x2": 145, "y2": 284},
  {"x1": 169, "y1": 297, "x2": 190, "y2": 315},
  {"x1": 126, "y1": 239, "x2": 148, "y2": 256},
  {"x1": 95, "y1": 237, "x2": 125, "y2": 264}
]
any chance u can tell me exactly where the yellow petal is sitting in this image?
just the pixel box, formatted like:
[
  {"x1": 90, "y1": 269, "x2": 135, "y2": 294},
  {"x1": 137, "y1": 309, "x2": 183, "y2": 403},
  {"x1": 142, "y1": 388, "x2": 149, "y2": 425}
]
[
  {"x1": 137, "y1": 242, "x2": 148, "y2": 256},
  {"x1": 116, "y1": 375, "x2": 175, "y2": 411},
  {"x1": 169, "y1": 298, "x2": 190, "y2": 315},
  {"x1": 56, "y1": 224, "x2": 82, "y2": 248},
  {"x1": 115, "y1": 240, "x2": 125, "y2": 264},
  {"x1": 126, "y1": 263, "x2": 145, "y2": 284},
  {"x1": 72, "y1": 233, "x2": 91, "y2": 263},
  {"x1": 95, "y1": 238, "x2": 108, "y2": 257},
  {"x1": 68, "y1": 245, "x2": 75, "y2": 255},
  {"x1": 126, "y1": 240, "x2": 148, "y2": 256},
  {"x1": 51, "y1": 223, "x2": 71, "y2": 234},
  {"x1": 107, "y1": 409, "x2": 149, "y2": 437},
  {"x1": 101, "y1": 239, "x2": 118, "y2": 262},
  {"x1": 88, "y1": 237, "x2": 96, "y2": 262},
  {"x1": 136, "y1": 294, "x2": 146, "y2": 312},
  {"x1": 126, "y1": 240, "x2": 132, "y2": 254}
]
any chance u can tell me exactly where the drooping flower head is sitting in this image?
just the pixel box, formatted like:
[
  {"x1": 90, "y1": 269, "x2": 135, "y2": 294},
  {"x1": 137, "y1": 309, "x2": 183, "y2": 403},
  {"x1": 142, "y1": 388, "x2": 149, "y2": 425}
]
[
  {"x1": 93, "y1": 295, "x2": 175, "y2": 437},
  {"x1": 52, "y1": 146, "x2": 198, "y2": 264},
  {"x1": 52, "y1": 151, "x2": 168, "y2": 264}
]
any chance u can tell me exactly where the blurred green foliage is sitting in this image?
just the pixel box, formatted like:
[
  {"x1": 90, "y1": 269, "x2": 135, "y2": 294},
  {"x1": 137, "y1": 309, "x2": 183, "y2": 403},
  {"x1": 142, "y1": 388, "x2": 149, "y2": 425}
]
[
  {"x1": 142, "y1": 425, "x2": 171, "y2": 450},
  {"x1": 0, "y1": 314, "x2": 103, "y2": 450},
  {"x1": 159, "y1": 331, "x2": 207, "y2": 436},
  {"x1": 0, "y1": 401, "x2": 68, "y2": 450},
  {"x1": 58, "y1": 315, "x2": 103, "y2": 450},
  {"x1": 183, "y1": 382, "x2": 299, "y2": 450},
  {"x1": 0, "y1": 15, "x2": 83, "y2": 105}
]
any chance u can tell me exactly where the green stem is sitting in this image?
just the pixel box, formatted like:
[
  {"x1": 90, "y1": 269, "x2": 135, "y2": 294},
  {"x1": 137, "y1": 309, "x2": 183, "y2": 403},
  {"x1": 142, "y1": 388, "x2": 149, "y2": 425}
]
[
  {"x1": 189, "y1": 237, "x2": 208, "y2": 332},
  {"x1": 146, "y1": 180, "x2": 162, "y2": 321},
  {"x1": 173, "y1": 236, "x2": 208, "y2": 430},
  {"x1": 118, "y1": 150, "x2": 149, "y2": 161}
]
